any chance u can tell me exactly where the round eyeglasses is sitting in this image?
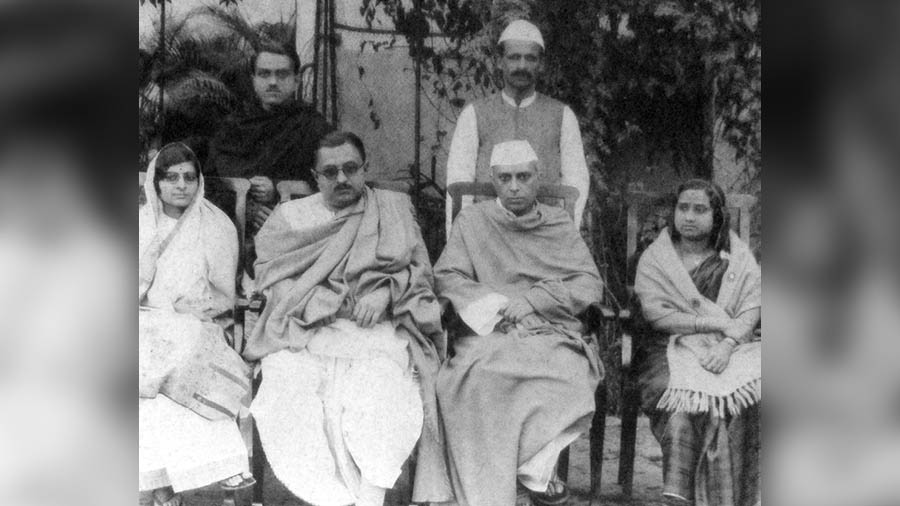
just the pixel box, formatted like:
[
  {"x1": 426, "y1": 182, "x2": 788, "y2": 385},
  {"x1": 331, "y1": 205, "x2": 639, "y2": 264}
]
[{"x1": 314, "y1": 161, "x2": 366, "y2": 181}]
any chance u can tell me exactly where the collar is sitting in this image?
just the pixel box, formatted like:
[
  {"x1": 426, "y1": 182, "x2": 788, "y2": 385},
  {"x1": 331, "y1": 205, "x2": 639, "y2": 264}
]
[
  {"x1": 501, "y1": 90, "x2": 537, "y2": 108},
  {"x1": 496, "y1": 197, "x2": 538, "y2": 217},
  {"x1": 321, "y1": 187, "x2": 368, "y2": 218}
]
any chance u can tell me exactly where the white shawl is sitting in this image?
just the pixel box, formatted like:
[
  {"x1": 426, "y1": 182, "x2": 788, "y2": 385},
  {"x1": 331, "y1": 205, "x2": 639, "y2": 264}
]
[
  {"x1": 139, "y1": 151, "x2": 237, "y2": 313},
  {"x1": 635, "y1": 228, "x2": 761, "y2": 418}
]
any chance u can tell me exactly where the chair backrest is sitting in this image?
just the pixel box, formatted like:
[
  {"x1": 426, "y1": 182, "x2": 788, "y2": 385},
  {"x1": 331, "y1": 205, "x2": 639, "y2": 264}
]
[
  {"x1": 276, "y1": 180, "x2": 315, "y2": 203},
  {"x1": 139, "y1": 171, "x2": 252, "y2": 258},
  {"x1": 626, "y1": 190, "x2": 757, "y2": 261},
  {"x1": 368, "y1": 180, "x2": 412, "y2": 194},
  {"x1": 447, "y1": 182, "x2": 579, "y2": 221},
  {"x1": 276, "y1": 179, "x2": 412, "y2": 203}
]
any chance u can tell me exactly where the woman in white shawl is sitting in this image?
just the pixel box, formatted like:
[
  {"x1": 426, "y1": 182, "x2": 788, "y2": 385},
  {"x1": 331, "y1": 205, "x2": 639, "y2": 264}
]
[
  {"x1": 634, "y1": 179, "x2": 761, "y2": 506},
  {"x1": 139, "y1": 143, "x2": 254, "y2": 506}
]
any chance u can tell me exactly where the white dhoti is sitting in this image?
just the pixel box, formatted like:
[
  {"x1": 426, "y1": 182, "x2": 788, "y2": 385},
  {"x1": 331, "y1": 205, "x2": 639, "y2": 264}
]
[
  {"x1": 139, "y1": 395, "x2": 249, "y2": 493},
  {"x1": 251, "y1": 319, "x2": 423, "y2": 506}
]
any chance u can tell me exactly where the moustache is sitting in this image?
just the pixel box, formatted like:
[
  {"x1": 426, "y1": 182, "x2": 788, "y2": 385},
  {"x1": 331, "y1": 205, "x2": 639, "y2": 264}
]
[
  {"x1": 511, "y1": 70, "x2": 533, "y2": 79},
  {"x1": 334, "y1": 184, "x2": 353, "y2": 191}
]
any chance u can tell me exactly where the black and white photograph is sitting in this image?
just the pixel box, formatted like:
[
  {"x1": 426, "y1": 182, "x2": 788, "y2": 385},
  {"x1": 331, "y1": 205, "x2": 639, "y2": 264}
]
[
  {"x1": 137, "y1": 1, "x2": 760, "y2": 505},
  {"x1": 5, "y1": 1, "x2": 900, "y2": 506}
]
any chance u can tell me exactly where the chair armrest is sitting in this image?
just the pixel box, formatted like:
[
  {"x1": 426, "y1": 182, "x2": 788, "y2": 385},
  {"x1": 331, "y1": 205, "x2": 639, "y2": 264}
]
[
  {"x1": 236, "y1": 292, "x2": 267, "y2": 314},
  {"x1": 586, "y1": 302, "x2": 637, "y2": 369},
  {"x1": 233, "y1": 293, "x2": 266, "y2": 356},
  {"x1": 622, "y1": 332, "x2": 633, "y2": 368}
]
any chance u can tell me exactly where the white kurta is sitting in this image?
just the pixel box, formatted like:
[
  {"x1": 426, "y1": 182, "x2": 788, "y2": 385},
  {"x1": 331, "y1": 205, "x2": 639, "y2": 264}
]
[
  {"x1": 250, "y1": 194, "x2": 424, "y2": 506},
  {"x1": 444, "y1": 91, "x2": 590, "y2": 234}
]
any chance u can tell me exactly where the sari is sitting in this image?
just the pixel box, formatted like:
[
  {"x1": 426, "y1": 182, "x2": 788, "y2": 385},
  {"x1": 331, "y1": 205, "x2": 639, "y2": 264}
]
[
  {"x1": 138, "y1": 150, "x2": 250, "y2": 493},
  {"x1": 634, "y1": 228, "x2": 761, "y2": 505}
]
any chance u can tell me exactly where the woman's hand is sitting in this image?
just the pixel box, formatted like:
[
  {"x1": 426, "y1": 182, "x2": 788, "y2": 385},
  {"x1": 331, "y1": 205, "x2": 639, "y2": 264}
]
[
  {"x1": 722, "y1": 319, "x2": 747, "y2": 343},
  {"x1": 352, "y1": 287, "x2": 391, "y2": 328},
  {"x1": 700, "y1": 339, "x2": 736, "y2": 374}
]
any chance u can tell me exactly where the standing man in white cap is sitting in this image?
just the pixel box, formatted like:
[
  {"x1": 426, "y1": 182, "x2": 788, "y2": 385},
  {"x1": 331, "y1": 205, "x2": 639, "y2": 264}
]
[
  {"x1": 435, "y1": 140, "x2": 603, "y2": 506},
  {"x1": 444, "y1": 19, "x2": 590, "y2": 236}
]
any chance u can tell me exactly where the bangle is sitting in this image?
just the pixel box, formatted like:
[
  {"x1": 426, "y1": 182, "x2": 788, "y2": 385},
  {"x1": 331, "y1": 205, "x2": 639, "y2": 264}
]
[{"x1": 693, "y1": 316, "x2": 700, "y2": 334}]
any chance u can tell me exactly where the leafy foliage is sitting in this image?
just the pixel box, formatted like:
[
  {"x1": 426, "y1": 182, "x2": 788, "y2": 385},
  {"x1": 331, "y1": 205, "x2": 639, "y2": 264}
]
[
  {"x1": 357, "y1": 0, "x2": 760, "y2": 192},
  {"x1": 355, "y1": 0, "x2": 761, "y2": 354},
  {"x1": 138, "y1": 3, "x2": 297, "y2": 167},
  {"x1": 140, "y1": 0, "x2": 243, "y2": 6}
]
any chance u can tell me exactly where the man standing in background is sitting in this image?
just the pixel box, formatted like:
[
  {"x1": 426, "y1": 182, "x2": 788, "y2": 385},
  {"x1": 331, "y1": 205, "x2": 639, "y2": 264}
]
[{"x1": 444, "y1": 19, "x2": 590, "y2": 235}]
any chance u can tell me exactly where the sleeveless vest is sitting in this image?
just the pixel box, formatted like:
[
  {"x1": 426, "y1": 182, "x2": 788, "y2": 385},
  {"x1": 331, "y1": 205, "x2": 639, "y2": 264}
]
[{"x1": 473, "y1": 92, "x2": 565, "y2": 189}]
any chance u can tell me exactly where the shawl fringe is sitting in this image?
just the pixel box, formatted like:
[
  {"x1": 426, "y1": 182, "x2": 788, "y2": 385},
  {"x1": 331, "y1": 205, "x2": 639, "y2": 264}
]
[{"x1": 657, "y1": 377, "x2": 761, "y2": 418}]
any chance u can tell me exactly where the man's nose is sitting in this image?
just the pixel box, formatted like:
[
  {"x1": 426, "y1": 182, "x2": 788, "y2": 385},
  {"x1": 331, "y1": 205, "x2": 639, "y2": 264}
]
[
  {"x1": 335, "y1": 170, "x2": 348, "y2": 183},
  {"x1": 509, "y1": 179, "x2": 519, "y2": 191}
]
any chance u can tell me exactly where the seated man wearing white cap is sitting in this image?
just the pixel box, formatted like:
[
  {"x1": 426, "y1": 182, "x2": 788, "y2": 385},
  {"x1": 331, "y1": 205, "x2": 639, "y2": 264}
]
[
  {"x1": 434, "y1": 140, "x2": 604, "y2": 506},
  {"x1": 445, "y1": 19, "x2": 590, "y2": 236}
]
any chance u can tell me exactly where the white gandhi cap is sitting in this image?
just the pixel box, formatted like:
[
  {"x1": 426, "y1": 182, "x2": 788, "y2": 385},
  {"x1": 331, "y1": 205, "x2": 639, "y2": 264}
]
[
  {"x1": 498, "y1": 19, "x2": 544, "y2": 49},
  {"x1": 490, "y1": 140, "x2": 539, "y2": 167}
]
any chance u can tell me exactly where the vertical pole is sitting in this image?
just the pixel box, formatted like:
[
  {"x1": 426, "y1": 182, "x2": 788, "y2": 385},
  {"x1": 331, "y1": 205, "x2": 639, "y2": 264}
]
[
  {"x1": 328, "y1": 0, "x2": 338, "y2": 126},
  {"x1": 412, "y1": 0, "x2": 422, "y2": 204},
  {"x1": 312, "y1": 0, "x2": 321, "y2": 111},
  {"x1": 158, "y1": 0, "x2": 166, "y2": 139}
]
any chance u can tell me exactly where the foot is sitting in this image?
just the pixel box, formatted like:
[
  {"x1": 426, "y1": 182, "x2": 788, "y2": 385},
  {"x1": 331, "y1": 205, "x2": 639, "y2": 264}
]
[
  {"x1": 530, "y1": 473, "x2": 569, "y2": 506},
  {"x1": 152, "y1": 487, "x2": 181, "y2": 506},
  {"x1": 219, "y1": 472, "x2": 256, "y2": 490}
]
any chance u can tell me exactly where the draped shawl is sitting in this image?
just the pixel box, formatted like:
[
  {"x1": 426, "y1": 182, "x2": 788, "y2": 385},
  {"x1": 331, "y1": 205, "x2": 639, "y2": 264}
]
[
  {"x1": 245, "y1": 187, "x2": 451, "y2": 502},
  {"x1": 139, "y1": 152, "x2": 238, "y2": 309},
  {"x1": 207, "y1": 100, "x2": 332, "y2": 186},
  {"x1": 435, "y1": 201, "x2": 602, "y2": 344},
  {"x1": 635, "y1": 228, "x2": 761, "y2": 418}
]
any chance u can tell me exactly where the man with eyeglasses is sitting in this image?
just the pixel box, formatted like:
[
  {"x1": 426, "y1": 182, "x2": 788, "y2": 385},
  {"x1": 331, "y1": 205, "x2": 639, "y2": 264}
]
[
  {"x1": 244, "y1": 131, "x2": 452, "y2": 506},
  {"x1": 207, "y1": 42, "x2": 333, "y2": 251}
]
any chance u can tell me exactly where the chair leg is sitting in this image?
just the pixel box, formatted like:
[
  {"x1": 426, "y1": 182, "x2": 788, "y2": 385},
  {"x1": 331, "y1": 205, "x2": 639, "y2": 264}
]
[
  {"x1": 617, "y1": 365, "x2": 639, "y2": 496},
  {"x1": 251, "y1": 373, "x2": 265, "y2": 504},
  {"x1": 557, "y1": 446, "x2": 570, "y2": 483},
  {"x1": 384, "y1": 456, "x2": 415, "y2": 506},
  {"x1": 589, "y1": 383, "x2": 607, "y2": 499}
]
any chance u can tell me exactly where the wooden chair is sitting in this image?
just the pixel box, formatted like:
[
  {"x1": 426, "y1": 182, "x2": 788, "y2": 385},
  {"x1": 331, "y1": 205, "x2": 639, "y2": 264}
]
[
  {"x1": 447, "y1": 181, "x2": 578, "y2": 222},
  {"x1": 140, "y1": 171, "x2": 257, "y2": 506},
  {"x1": 614, "y1": 191, "x2": 757, "y2": 496},
  {"x1": 276, "y1": 179, "x2": 412, "y2": 203},
  {"x1": 446, "y1": 182, "x2": 609, "y2": 499},
  {"x1": 275, "y1": 180, "x2": 314, "y2": 202}
]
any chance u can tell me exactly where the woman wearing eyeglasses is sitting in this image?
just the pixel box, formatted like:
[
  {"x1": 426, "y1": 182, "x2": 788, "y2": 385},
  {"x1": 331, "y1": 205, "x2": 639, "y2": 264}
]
[{"x1": 139, "y1": 143, "x2": 255, "y2": 506}]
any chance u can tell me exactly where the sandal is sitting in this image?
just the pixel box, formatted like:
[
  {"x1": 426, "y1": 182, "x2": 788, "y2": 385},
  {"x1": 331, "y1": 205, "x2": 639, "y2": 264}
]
[
  {"x1": 530, "y1": 474, "x2": 569, "y2": 506},
  {"x1": 219, "y1": 472, "x2": 257, "y2": 491},
  {"x1": 152, "y1": 487, "x2": 182, "y2": 506}
]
